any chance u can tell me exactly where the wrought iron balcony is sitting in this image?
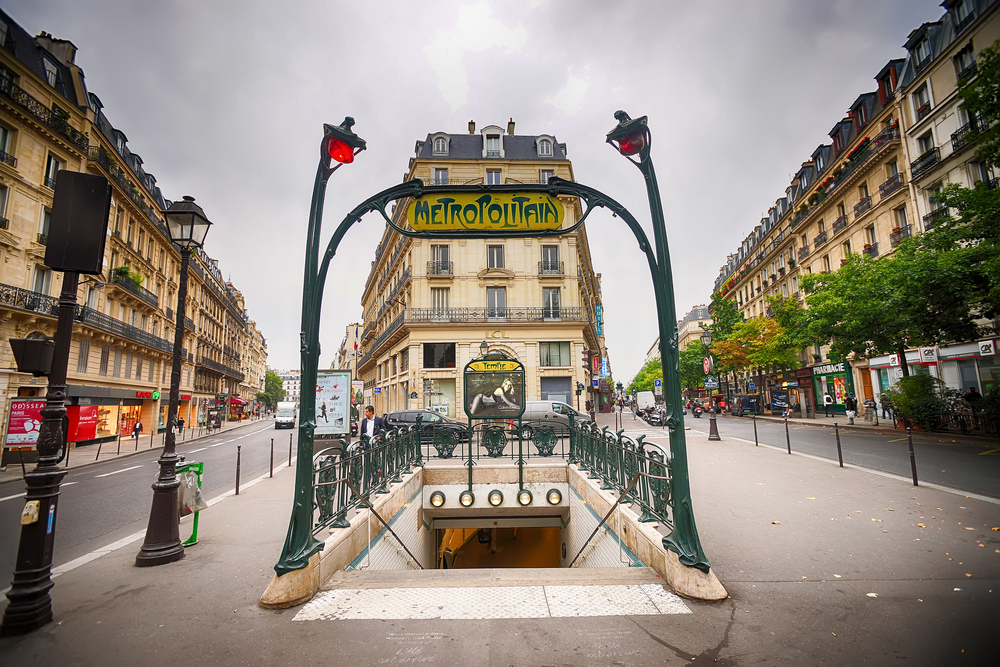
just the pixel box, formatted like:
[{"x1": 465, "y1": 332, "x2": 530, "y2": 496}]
[
  {"x1": 863, "y1": 242, "x2": 879, "y2": 258},
  {"x1": 890, "y1": 225, "x2": 912, "y2": 247},
  {"x1": 0, "y1": 79, "x2": 89, "y2": 151},
  {"x1": 915, "y1": 55, "x2": 932, "y2": 74},
  {"x1": 0, "y1": 149, "x2": 16, "y2": 168},
  {"x1": 36, "y1": 233, "x2": 47, "y2": 245},
  {"x1": 798, "y1": 246, "x2": 810, "y2": 261},
  {"x1": 879, "y1": 173, "x2": 904, "y2": 199},
  {"x1": 539, "y1": 260, "x2": 564, "y2": 275},
  {"x1": 408, "y1": 306, "x2": 584, "y2": 324},
  {"x1": 427, "y1": 260, "x2": 453, "y2": 276},
  {"x1": 832, "y1": 215, "x2": 848, "y2": 235},
  {"x1": 854, "y1": 196, "x2": 872, "y2": 218},
  {"x1": 951, "y1": 117, "x2": 985, "y2": 152},
  {"x1": 813, "y1": 231, "x2": 828, "y2": 247},
  {"x1": 923, "y1": 207, "x2": 949, "y2": 230},
  {"x1": 43, "y1": 177, "x2": 57, "y2": 190},
  {"x1": 910, "y1": 147, "x2": 940, "y2": 180},
  {"x1": 959, "y1": 61, "x2": 978, "y2": 82},
  {"x1": 956, "y1": 11, "x2": 976, "y2": 34},
  {"x1": 486, "y1": 149, "x2": 501, "y2": 158},
  {"x1": 184, "y1": 316, "x2": 195, "y2": 331},
  {"x1": 110, "y1": 274, "x2": 158, "y2": 308}
]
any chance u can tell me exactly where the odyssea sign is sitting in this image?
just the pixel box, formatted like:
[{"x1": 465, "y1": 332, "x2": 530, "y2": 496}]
[
  {"x1": 406, "y1": 192, "x2": 564, "y2": 232},
  {"x1": 315, "y1": 370, "x2": 351, "y2": 437}
]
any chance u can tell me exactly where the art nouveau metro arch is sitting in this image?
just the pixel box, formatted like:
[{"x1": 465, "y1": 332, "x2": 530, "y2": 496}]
[{"x1": 273, "y1": 113, "x2": 711, "y2": 584}]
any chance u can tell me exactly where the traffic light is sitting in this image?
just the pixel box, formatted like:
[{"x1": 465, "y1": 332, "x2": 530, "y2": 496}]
[{"x1": 581, "y1": 350, "x2": 593, "y2": 370}]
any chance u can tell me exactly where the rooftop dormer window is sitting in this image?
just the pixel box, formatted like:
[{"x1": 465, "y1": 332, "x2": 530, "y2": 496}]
[
  {"x1": 855, "y1": 103, "x2": 867, "y2": 130},
  {"x1": 953, "y1": 0, "x2": 975, "y2": 32},
  {"x1": 799, "y1": 174, "x2": 808, "y2": 191},
  {"x1": 42, "y1": 58, "x2": 58, "y2": 88},
  {"x1": 486, "y1": 135, "x2": 500, "y2": 157},
  {"x1": 538, "y1": 139, "x2": 552, "y2": 156},
  {"x1": 431, "y1": 134, "x2": 449, "y2": 155},
  {"x1": 816, "y1": 153, "x2": 825, "y2": 172},
  {"x1": 914, "y1": 38, "x2": 931, "y2": 70}
]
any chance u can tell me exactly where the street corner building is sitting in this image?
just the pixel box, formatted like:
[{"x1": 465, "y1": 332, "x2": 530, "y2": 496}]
[
  {"x1": 356, "y1": 120, "x2": 612, "y2": 418},
  {"x1": 710, "y1": 1, "x2": 1000, "y2": 417},
  {"x1": 0, "y1": 13, "x2": 268, "y2": 466}
]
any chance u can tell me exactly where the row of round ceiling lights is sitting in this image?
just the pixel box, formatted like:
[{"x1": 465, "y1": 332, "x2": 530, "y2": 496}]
[{"x1": 428, "y1": 489, "x2": 562, "y2": 508}]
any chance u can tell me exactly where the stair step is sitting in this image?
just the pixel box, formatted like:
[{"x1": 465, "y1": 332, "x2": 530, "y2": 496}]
[{"x1": 322, "y1": 566, "x2": 664, "y2": 590}]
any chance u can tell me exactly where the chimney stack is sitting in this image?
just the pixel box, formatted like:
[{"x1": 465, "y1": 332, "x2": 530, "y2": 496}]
[
  {"x1": 507, "y1": 118, "x2": 515, "y2": 135},
  {"x1": 468, "y1": 120, "x2": 476, "y2": 135}
]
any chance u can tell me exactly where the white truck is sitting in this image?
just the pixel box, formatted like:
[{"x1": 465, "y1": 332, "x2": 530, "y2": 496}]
[{"x1": 275, "y1": 401, "x2": 298, "y2": 429}]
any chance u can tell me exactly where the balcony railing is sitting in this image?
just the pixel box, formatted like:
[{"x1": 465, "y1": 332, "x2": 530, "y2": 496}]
[
  {"x1": 813, "y1": 230, "x2": 828, "y2": 247},
  {"x1": 36, "y1": 233, "x2": 47, "y2": 245},
  {"x1": 0, "y1": 216, "x2": 8, "y2": 229},
  {"x1": 910, "y1": 147, "x2": 940, "y2": 180},
  {"x1": 951, "y1": 117, "x2": 985, "y2": 152},
  {"x1": 539, "y1": 260, "x2": 564, "y2": 275},
  {"x1": 832, "y1": 215, "x2": 848, "y2": 235},
  {"x1": 74, "y1": 306, "x2": 174, "y2": 353},
  {"x1": 0, "y1": 149, "x2": 16, "y2": 168},
  {"x1": 111, "y1": 274, "x2": 158, "y2": 308},
  {"x1": 879, "y1": 173, "x2": 904, "y2": 199},
  {"x1": 863, "y1": 242, "x2": 879, "y2": 258},
  {"x1": 486, "y1": 149, "x2": 501, "y2": 158},
  {"x1": 798, "y1": 246, "x2": 810, "y2": 261},
  {"x1": 854, "y1": 196, "x2": 872, "y2": 218},
  {"x1": 427, "y1": 260, "x2": 453, "y2": 276},
  {"x1": 890, "y1": 225, "x2": 912, "y2": 247},
  {"x1": 184, "y1": 316, "x2": 195, "y2": 331},
  {"x1": 0, "y1": 79, "x2": 89, "y2": 151},
  {"x1": 923, "y1": 207, "x2": 949, "y2": 230},
  {"x1": 43, "y1": 177, "x2": 57, "y2": 190},
  {"x1": 956, "y1": 11, "x2": 977, "y2": 34},
  {"x1": 958, "y1": 61, "x2": 978, "y2": 82},
  {"x1": 408, "y1": 306, "x2": 584, "y2": 324}
]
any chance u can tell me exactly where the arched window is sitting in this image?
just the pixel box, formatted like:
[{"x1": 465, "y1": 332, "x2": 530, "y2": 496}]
[
  {"x1": 538, "y1": 139, "x2": 552, "y2": 156},
  {"x1": 434, "y1": 137, "x2": 447, "y2": 154}
]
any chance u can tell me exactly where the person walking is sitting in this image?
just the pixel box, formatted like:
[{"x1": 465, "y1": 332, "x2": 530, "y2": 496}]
[
  {"x1": 880, "y1": 394, "x2": 891, "y2": 420},
  {"x1": 177, "y1": 417, "x2": 185, "y2": 435},
  {"x1": 132, "y1": 420, "x2": 143, "y2": 442},
  {"x1": 360, "y1": 405, "x2": 387, "y2": 445},
  {"x1": 823, "y1": 392, "x2": 834, "y2": 417},
  {"x1": 845, "y1": 394, "x2": 858, "y2": 425}
]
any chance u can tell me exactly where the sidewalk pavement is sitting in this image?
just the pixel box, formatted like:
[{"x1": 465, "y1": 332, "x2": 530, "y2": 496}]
[
  {"x1": 0, "y1": 412, "x2": 996, "y2": 665},
  {"x1": 0, "y1": 416, "x2": 271, "y2": 486}
]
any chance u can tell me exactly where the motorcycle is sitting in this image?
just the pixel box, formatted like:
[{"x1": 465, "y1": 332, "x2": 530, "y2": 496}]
[{"x1": 692, "y1": 405, "x2": 703, "y2": 418}]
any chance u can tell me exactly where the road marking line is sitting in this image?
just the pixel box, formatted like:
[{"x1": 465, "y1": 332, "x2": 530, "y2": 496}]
[
  {"x1": 188, "y1": 447, "x2": 207, "y2": 453},
  {"x1": 0, "y1": 491, "x2": 25, "y2": 502},
  {"x1": 979, "y1": 448, "x2": 1000, "y2": 456},
  {"x1": 94, "y1": 465, "x2": 142, "y2": 478},
  {"x1": 886, "y1": 438, "x2": 907, "y2": 442}
]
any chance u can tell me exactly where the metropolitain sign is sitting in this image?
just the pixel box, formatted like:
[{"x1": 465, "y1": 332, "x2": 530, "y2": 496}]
[{"x1": 406, "y1": 192, "x2": 565, "y2": 231}]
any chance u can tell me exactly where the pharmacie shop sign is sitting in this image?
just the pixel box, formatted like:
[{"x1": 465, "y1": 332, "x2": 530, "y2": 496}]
[
  {"x1": 812, "y1": 362, "x2": 847, "y2": 376},
  {"x1": 406, "y1": 192, "x2": 564, "y2": 231}
]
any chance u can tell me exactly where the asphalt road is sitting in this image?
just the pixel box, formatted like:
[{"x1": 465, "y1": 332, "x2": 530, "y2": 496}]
[
  {"x1": 0, "y1": 421, "x2": 291, "y2": 587},
  {"x1": 683, "y1": 413, "x2": 1000, "y2": 499}
]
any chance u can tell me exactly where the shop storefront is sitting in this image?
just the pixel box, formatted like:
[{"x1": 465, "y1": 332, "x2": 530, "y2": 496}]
[
  {"x1": 868, "y1": 338, "x2": 999, "y2": 397},
  {"x1": 811, "y1": 361, "x2": 855, "y2": 415},
  {"x1": 768, "y1": 370, "x2": 803, "y2": 415}
]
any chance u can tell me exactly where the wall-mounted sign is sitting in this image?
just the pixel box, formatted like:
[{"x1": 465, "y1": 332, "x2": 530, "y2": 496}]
[
  {"x1": 468, "y1": 359, "x2": 521, "y2": 373},
  {"x1": 919, "y1": 347, "x2": 938, "y2": 366},
  {"x1": 407, "y1": 192, "x2": 565, "y2": 232},
  {"x1": 812, "y1": 361, "x2": 847, "y2": 375},
  {"x1": 596, "y1": 305, "x2": 603, "y2": 335},
  {"x1": 888, "y1": 354, "x2": 900, "y2": 367},
  {"x1": 979, "y1": 340, "x2": 997, "y2": 356}
]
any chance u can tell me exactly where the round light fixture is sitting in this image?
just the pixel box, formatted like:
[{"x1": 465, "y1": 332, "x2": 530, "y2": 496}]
[
  {"x1": 517, "y1": 489, "x2": 533, "y2": 506},
  {"x1": 488, "y1": 490, "x2": 504, "y2": 506},
  {"x1": 429, "y1": 491, "x2": 445, "y2": 507},
  {"x1": 546, "y1": 489, "x2": 562, "y2": 505},
  {"x1": 459, "y1": 490, "x2": 475, "y2": 507}
]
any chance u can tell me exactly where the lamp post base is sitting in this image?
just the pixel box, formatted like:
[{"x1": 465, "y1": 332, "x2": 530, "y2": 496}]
[{"x1": 134, "y1": 477, "x2": 184, "y2": 567}]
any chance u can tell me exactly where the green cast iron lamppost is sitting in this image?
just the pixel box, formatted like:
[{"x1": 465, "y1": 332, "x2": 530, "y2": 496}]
[
  {"x1": 606, "y1": 111, "x2": 710, "y2": 571},
  {"x1": 135, "y1": 196, "x2": 212, "y2": 566},
  {"x1": 275, "y1": 119, "x2": 366, "y2": 575}
]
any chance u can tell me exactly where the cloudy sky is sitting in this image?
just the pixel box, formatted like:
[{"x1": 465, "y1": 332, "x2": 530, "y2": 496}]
[{"x1": 10, "y1": 0, "x2": 943, "y2": 381}]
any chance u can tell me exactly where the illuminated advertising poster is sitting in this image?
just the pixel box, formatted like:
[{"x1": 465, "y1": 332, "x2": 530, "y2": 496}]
[
  {"x1": 464, "y1": 358, "x2": 525, "y2": 419},
  {"x1": 66, "y1": 405, "x2": 99, "y2": 442},
  {"x1": 315, "y1": 370, "x2": 351, "y2": 436},
  {"x1": 5, "y1": 399, "x2": 46, "y2": 446}
]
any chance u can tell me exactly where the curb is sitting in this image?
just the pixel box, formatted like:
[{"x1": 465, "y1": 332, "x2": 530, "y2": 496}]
[{"x1": 736, "y1": 414, "x2": 1000, "y2": 443}]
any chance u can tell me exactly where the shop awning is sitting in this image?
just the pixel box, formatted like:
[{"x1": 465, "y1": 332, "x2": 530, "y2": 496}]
[{"x1": 230, "y1": 397, "x2": 247, "y2": 405}]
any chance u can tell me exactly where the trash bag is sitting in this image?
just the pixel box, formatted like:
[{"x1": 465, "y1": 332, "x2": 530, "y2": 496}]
[{"x1": 178, "y1": 471, "x2": 208, "y2": 517}]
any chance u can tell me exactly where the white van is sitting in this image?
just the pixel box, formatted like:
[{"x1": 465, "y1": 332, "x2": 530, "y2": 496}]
[{"x1": 636, "y1": 391, "x2": 656, "y2": 411}]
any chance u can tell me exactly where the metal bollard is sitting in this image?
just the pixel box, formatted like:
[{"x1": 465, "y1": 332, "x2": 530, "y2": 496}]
[
  {"x1": 784, "y1": 416, "x2": 791, "y2": 454},
  {"x1": 270, "y1": 438, "x2": 274, "y2": 478},
  {"x1": 117, "y1": 432, "x2": 122, "y2": 456},
  {"x1": 289, "y1": 433, "x2": 293, "y2": 466},
  {"x1": 752, "y1": 415, "x2": 758, "y2": 446},
  {"x1": 235, "y1": 444, "x2": 242, "y2": 495},
  {"x1": 834, "y1": 422, "x2": 843, "y2": 467},
  {"x1": 708, "y1": 408, "x2": 721, "y2": 441},
  {"x1": 906, "y1": 426, "x2": 918, "y2": 486},
  {"x1": 64, "y1": 443, "x2": 71, "y2": 468},
  {"x1": 150, "y1": 428, "x2": 155, "y2": 449}
]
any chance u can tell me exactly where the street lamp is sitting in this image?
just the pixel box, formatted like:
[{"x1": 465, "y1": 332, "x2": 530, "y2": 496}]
[
  {"x1": 606, "y1": 110, "x2": 711, "y2": 572},
  {"x1": 699, "y1": 330, "x2": 721, "y2": 441},
  {"x1": 479, "y1": 340, "x2": 489, "y2": 357},
  {"x1": 135, "y1": 196, "x2": 211, "y2": 567}
]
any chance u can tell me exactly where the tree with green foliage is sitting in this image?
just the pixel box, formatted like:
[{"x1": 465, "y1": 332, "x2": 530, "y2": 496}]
[
  {"x1": 627, "y1": 357, "x2": 662, "y2": 394},
  {"x1": 678, "y1": 341, "x2": 706, "y2": 393},
  {"x1": 257, "y1": 370, "x2": 286, "y2": 409}
]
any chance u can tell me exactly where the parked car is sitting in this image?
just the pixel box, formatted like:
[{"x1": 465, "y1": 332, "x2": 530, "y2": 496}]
[
  {"x1": 386, "y1": 409, "x2": 468, "y2": 444},
  {"x1": 516, "y1": 400, "x2": 590, "y2": 440},
  {"x1": 730, "y1": 395, "x2": 763, "y2": 417}
]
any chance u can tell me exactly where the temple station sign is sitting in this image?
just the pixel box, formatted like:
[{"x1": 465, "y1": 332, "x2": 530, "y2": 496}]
[{"x1": 406, "y1": 192, "x2": 565, "y2": 231}]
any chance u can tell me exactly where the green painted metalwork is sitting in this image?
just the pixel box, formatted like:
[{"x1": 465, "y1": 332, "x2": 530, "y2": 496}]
[
  {"x1": 482, "y1": 426, "x2": 508, "y2": 457},
  {"x1": 532, "y1": 426, "x2": 557, "y2": 457},
  {"x1": 176, "y1": 461, "x2": 203, "y2": 547},
  {"x1": 275, "y1": 112, "x2": 711, "y2": 577}
]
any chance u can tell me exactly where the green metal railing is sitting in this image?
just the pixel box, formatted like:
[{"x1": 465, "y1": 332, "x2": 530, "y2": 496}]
[{"x1": 310, "y1": 416, "x2": 674, "y2": 538}]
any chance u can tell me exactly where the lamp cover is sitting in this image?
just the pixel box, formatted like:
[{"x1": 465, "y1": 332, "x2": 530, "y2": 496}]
[
  {"x1": 162, "y1": 196, "x2": 212, "y2": 249},
  {"x1": 700, "y1": 330, "x2": 712, "y2": 346}
]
